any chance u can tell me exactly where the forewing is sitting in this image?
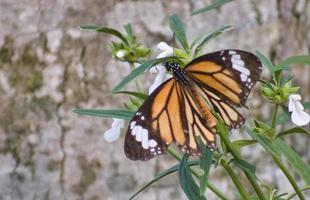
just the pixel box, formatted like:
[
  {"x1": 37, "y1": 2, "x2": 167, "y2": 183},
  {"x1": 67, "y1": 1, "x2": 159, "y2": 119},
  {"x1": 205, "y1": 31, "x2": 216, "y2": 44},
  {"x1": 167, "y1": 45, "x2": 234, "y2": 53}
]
[{"x1": 185, "y1": 49, "x2": 262, "y2": 106}]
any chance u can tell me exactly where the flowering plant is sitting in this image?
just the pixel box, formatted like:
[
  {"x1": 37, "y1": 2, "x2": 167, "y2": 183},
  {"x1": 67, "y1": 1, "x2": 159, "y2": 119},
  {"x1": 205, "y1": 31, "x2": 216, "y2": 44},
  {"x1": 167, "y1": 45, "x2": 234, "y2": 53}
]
[{"x1": 74, "y1": 3, "x2": 310, "y2": 200}]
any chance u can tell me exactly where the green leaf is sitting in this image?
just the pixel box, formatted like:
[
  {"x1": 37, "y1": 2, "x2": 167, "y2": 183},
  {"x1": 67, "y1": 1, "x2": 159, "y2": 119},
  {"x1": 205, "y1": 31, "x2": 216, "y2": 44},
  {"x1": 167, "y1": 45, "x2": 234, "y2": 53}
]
[
  {"x1": 280, "y1": 75, "x2": 294, "y2": 86},
  {"x1": 304, "y1": 102, "x2": 310, "y2": 109},
  {"x1": 243, "y1": 126, "x2": 280, "y2": 157},
  {"x1": 274, "y1": 65, "x2": 291, "y2": 72},
  {"x1": 169, "y1": 14, "x2": 189, "y2": 51},
  {"x1": 179, "y1": 154, "x2": 206, "y2": 200},
  {"x1": 124, "y1": 23, "x2": 133, "y2": 39},
  {"x1": 230, "y1": 159, "x2": 257, "y2": 178},
  {"x1": 276, "y1": 127, "x2": 310, "y2": 138},
  {"x1": 193, "y1": 25, "x2": 234, "y2": 55},
  {"x1": 73, "y1": 109, "x2": 134, "y2": 120},
  {"x1": 255, "y1": 51, "x2": 274, "y2": 75},
  {"x1": 113, "y1": 90, "x2": 148, "y2": 100},
  {"x1": 231, "y1": 139, "x2": 257, "y2": 149},
  {"x1": 274, "y1": 138, "x2": 310, "y2": 184},
  {"x1": 275, "y1": 112, "x2": 289, "y2": 125},
  {"x1": 198, "y1": 138, "x2": 213, "y2": 195},
  {"x1": 80, "y1": 25, "x2": 127, "y2": 44},
  {"x1": 130, "y1": 161, "x2": 199, "y2": 200},
  {"x1": 111, "y1": 56, "x2": 177, "y2": 93},
  {"x1": 191, "y1": 0, "x2": 233, "y2": 15},
  {"x1": 276, "y1": 55, "x2": 310, "y2": 68}
]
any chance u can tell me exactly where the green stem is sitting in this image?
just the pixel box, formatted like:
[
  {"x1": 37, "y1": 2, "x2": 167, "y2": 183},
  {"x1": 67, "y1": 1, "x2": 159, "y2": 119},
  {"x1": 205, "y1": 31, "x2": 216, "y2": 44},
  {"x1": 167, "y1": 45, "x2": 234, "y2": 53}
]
[
  {"x1": 271, "y1": 104, "x2": 279, "y2": 130},
  {"x1": 272, "y1": 155, "x2": 305, "y2": 200},
  {"x1": 221, "y1": 159, "x2": 250, "y2": 200},
  {"x1": 270, "y1": 104, "x2": 305, "y2": 200},
  {"x1": 287, "y1": 186, "x2": 310, "y2": 200},
  {"x1": 167, "y1": 146, "x2": 229, "y2": 200},
  {"x1": 129, "y1": 62, "x2": 142, "y2": 92},
  {"x1": 218, "y1": 124, "x2": 266, "y2": 200}
]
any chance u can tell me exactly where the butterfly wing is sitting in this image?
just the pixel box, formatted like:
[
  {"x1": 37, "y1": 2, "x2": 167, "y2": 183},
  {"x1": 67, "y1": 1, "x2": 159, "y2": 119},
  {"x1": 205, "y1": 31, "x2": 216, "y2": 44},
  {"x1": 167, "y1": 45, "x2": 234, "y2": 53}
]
[
  {"x1": 124, "y1": 78, "x2": 216, "y2": 161},
  {"x1": 185, "y1": 49, "x2": 262, "y2": 128}
]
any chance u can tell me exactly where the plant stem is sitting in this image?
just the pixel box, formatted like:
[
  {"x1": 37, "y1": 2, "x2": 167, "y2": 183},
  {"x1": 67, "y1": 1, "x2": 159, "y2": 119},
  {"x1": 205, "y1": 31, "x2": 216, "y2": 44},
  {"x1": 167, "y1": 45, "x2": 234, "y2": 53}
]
[
  {"x1": 129, "y1": 62, "x2": 142, "y2": 92},
  {"x1": 272, "y1": 155, "x2": 305, "y2": 200},
  {"x1": 271, "y1": 104, "x2": 279, "y2": 130},
  {"x1": 217, "y1": 124, "x2": 266, "y2": 200},
  {"x1": 167, "y1": 146, "x2": 229, "y2": 200},
  {"x1": 270, "y1": 104, "x2": 305, "y2": 200},
  {"x1": 221, "y1": 159, "x2": 250, "y2": 200},
  {"x1": 287, "y1": 186, "x2": 310, "y2": 200}
]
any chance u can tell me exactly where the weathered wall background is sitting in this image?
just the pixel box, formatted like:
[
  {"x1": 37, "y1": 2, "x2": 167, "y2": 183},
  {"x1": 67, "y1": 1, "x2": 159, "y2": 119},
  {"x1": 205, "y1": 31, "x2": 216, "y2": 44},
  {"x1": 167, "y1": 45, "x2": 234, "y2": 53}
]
[{"x1": 0, "y1": 0, "x2": 309, "y2": 199}]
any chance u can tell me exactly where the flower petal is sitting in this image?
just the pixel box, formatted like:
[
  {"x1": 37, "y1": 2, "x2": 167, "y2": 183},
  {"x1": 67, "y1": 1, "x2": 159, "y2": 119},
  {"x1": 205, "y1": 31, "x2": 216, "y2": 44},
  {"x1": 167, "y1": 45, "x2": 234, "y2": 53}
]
[
  {"x1": 149, "y1": 64, "x2": 166, "y2": 74},
  {"x1": 148, "y1": 70, "x2": 167, "y2": 94},
  {"x1": 288, "y1": 94, "x2": 310, "y2": 126},
  {"x1": 157, "y1": 42, "x2": 172, "y2": 51},
  {"x1": 291, "y1": 110, "x2": 310, "y2": 126},
  {"x1": 104, "y1": 118, "x2": 125, "y2": 142}
]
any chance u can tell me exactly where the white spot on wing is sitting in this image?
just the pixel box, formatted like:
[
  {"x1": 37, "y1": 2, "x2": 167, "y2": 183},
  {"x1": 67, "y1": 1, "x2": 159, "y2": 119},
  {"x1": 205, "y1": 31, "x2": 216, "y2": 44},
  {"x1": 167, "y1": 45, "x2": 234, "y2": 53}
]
[
  {"x1": 135, "y1": 126, "x2": 143, "y2": 141},
  {"x1": 130, "y1": 121, "x2": 136, "y2": 129},
  {"x1": 229, "y1": 50, "x2": 236, "y2": 55},
  {"x1": 132, "y1": 126, "x2": 138, "y2": 135},
  {"x1": 232, "y1": 63, "x2": 250, "y2": 76},
  {"x1": 141, "y1": 129, "x2": 149, "y2": 149},
  {"x1": 240, "y1": 74, "x2": 247, "y2": 82},
  {"x1": 149, "y1": 139, "x2": 157, "y2": 147}
]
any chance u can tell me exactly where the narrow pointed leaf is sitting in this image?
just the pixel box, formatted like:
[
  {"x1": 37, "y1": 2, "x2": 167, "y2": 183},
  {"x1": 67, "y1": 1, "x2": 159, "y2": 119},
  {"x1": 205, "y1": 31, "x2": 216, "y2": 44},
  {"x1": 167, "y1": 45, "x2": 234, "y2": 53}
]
[
  {"x1": 169, "y1": 14, "x2": 189, "y2": 50},
  {"x1": 194, "y1": 25, "x2": 234, "y2": 54},
  {"x1": 130, "y1": 161, "x2": 199, "y2": 200},
  {"x1": 274, "y1": 138, "x2": 310, "y2": 184},
  {"x1": 113, "y1": 90, "x2": 148, "y2": 100},
  {"x1": 124, "y1": 23, "x2": 133, "y2": 38},
  {"x1": 255, "y1": 51, "x2": 274, "y2": 75},
  {"x1": 276, "y1": 55, "x2": 310, "y2": 68},
  {"x1": 198, "y1": 138, "x2": 213, "y2": 195},
  {"x1": 80, "y1": 25, "x2": 127, "y2": 43},
  {"x1": 191, "y1": 0, "x2": 233, "y2": 15},
  {"x1": 276, "y1": 127, "x2": 310, "y2": 138},
  {"x1": 230, "y1": 159, "x2": 257, "y2": 178},
  {"x1": 243, "y1": 126, "x2": 280, "y2": 157},
  {"x1": 232, "y1": 139, "x2": 257, "y2": 149},
  {"x1": 73, "y1": 109, "x2": 134, "y2": 120},
  {"x1": 179, "y1": 154, "x2": 206, "y2": 200}
]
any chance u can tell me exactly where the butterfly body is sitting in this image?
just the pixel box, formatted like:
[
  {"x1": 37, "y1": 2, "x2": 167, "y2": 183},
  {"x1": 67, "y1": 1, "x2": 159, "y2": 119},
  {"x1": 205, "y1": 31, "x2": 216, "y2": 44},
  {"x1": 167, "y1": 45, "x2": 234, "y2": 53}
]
[{"x1": 124, "y1": 49, "x2": 262, "y2": 161}]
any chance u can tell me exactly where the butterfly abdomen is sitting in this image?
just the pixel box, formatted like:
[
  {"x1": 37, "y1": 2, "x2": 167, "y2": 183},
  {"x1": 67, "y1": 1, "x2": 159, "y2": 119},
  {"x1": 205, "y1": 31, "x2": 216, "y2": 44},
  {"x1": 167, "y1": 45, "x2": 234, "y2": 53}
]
[{"x1": 188, "y1": 86, "x2": 217, "y2": 128}]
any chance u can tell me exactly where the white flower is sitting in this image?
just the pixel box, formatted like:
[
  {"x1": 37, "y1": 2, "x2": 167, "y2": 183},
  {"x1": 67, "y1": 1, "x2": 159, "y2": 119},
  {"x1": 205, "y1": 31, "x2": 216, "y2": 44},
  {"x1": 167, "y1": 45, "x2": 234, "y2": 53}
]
[
  {"x1": 116, "y1": 50, "x2": 126, "y2": 58},
  {"x1": 148, "y1": 69, "x2": 167, "y2": 94},
  {"x1": 104, "y1": 118, "x2": 125, "y2": 142},
  {"x1": 156, "y1": 42, "x2": 173, "y2": 58},
  {"x1": 288, "y1": 94, "x2": 310, "y2": 126},
  {"x1": 148, "y1": 42, "x2": 174, "y2": 94}
]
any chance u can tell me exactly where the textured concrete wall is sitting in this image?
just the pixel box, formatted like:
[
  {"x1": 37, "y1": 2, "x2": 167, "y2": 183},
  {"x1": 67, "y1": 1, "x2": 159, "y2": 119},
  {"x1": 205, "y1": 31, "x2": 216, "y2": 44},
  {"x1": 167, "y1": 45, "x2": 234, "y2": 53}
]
[{"x1": 0, "y1": 0, "x2": 309, "y2": 199}]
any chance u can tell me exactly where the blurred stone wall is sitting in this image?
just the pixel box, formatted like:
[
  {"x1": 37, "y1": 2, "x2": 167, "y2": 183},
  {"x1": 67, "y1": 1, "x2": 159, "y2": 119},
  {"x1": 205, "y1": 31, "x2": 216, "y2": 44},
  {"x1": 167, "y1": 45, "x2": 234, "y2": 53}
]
[{"x1": 0, "y1": 0, "x2": 309, "y2": 199}]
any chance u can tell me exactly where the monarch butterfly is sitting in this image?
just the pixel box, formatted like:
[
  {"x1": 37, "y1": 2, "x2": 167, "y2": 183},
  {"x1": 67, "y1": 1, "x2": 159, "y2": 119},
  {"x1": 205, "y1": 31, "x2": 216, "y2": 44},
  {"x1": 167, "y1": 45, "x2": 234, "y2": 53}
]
[{"x1": 125, "y1": 49, "x2": 262, "y2": 160}]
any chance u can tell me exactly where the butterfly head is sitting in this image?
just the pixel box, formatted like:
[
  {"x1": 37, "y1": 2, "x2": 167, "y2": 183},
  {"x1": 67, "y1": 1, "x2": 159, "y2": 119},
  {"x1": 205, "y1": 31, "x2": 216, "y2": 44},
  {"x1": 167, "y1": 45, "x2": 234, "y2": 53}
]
[
  {"x1": 164, "y1": 61, "x2": 181, "y2": 72},
  {"x1": 164, "y1": 62, "x2": 189, "y2": 85}
]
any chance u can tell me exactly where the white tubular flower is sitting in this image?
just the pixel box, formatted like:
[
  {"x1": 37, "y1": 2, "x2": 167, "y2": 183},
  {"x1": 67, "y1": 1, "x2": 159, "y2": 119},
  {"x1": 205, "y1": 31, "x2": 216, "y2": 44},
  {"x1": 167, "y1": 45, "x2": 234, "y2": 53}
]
[
  {"x1": 149, "y1": 42, "x2": 173, "y2": 74},
  {"x1": 148, "y1": 69, "x2": 167, "y2": 94},
  {"x1": 156, "y1": 42, "x2": 173, "y2": 58},
  {"x1": 288, "y1": 94, "x2": 310, "y2": 126},
  {"x1": 104, "y1": 118, "x2": 125, "y2": 142},
  {"x1": 148, "y1": 42, "x2": 174, "y2": 94}
]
